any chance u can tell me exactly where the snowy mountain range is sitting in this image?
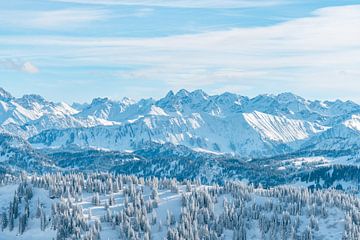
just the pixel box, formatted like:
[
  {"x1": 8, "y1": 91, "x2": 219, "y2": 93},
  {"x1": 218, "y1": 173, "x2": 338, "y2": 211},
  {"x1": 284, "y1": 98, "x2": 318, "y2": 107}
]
[{"x1": 1, "y1": 87, "x2": 359, "y2": 159}]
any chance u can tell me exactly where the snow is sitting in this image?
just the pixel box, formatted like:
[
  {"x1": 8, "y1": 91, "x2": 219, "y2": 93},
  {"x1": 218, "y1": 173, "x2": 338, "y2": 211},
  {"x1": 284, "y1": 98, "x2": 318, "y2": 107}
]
[
  {"x1": 0, "y1": 184, "x2": 18, "y2": 212},
  {"x1": 292, "y1": 157, "x2": 330, "y2": 167},
  {"x1": 243, "y1": 111, "x2": 325, "y2": 143},
  {"x1": 148, "y1": 106, "x2": 168, "y2": 116},
  {"x1": 0, "y1": 182, "x2": 185, "y2": 240},
  {"x1": 343, "y1": 114, "x2": 360, "y2": 132},
  {"x1": 192, "y1": 147, "x2": 223, "y2": 155},
  {"x1": 276, "y1": 155, "x2": 360, "y2": 173},
  {"x1": 1, "y1": 88, "x2": 360, "y2": 239},
  {"x1": 0, "y1": 186, "x2": 57, "y2": 240},
  {"x1": 0, "y1": 87, "x2": 359, "y2": 160},
  {"x1": 1, "y1": 177, "x2": 355, "y2": 240}
]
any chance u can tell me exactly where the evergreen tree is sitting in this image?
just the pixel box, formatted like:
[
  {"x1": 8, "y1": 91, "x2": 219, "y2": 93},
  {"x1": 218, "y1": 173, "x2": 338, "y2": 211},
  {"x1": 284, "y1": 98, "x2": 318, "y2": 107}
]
[{"x1": 1, "y1": 212, "x2": 8, "y2": 231}]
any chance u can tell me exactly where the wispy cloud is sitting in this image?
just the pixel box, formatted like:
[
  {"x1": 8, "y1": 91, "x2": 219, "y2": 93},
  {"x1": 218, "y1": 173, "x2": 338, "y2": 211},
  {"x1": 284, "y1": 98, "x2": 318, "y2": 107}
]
[
  {"x1": 0, "y1": 59, "x2": 39, "y2": 74},
  {"x1": 0, "y1": 9, "x2": 108, "y2": 29},
  {"x1": 22, "y1": 62, "x2": 40, "y2": 74},
  {"x1": 1, "y1": 4, "x2": 359, "y2": 100},
  {"x1": 51, "y1": 0, "x2": 287, "y2": 9}
]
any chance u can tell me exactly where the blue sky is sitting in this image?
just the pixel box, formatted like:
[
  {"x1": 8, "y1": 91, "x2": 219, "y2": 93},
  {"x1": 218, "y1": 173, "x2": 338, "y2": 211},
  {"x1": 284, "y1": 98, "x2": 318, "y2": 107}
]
[{"x1": 0, "y1": 0, "x2": 360, "y2": 103}]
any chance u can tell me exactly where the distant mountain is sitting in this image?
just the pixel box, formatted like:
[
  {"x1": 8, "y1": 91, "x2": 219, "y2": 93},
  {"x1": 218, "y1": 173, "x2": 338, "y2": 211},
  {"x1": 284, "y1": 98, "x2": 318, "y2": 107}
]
[
  {"x1": 16, "y1": 88, "x2": 358, "y2": 158},
  {"x1": 300, "y1": 117, "x2": 360, "y2": 153},
  {"x1": 1, "y1": 87, "x2": 359, "y2": 157},
  {"x1": 0, "y1": 88, "x2": 119, "y2": 138},
  {"x1": 1, "y1": 87, "x2": 360, "y2": 184}
]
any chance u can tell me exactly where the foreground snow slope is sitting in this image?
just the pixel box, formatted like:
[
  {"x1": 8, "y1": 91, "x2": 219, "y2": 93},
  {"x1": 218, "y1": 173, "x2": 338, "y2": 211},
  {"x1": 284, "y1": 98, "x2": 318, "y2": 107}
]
[{"x1": 0, "y1": 173, "x2": 359, "y2": 240}]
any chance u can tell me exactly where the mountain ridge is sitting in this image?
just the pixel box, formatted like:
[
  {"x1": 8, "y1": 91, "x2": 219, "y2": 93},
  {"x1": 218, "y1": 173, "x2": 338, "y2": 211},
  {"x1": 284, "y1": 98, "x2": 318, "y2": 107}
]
[{"x1": 0, "y1": 87, "x2": 359, "y2": 159}]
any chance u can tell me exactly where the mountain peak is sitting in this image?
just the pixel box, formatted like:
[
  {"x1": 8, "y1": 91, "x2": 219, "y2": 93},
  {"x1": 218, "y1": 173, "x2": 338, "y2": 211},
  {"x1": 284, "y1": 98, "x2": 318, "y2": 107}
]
[
  {"x1": 175, "y1": 89, "x2": 190, "y2": 97},
  {"x1": 276, "y1": 92, "x2": 304, "y2": 103},
  {"x1": 190, "y1": 89, "x2": 208, "y2": 99},
  {"x1": 121, "y1": 97, "x2": 135, "y2": 106},
  {"x1": 20, "y1": 94, "x2": 47, "y2": 103},
  {"x1": 72, "y1": 102, "x2": 89, "y2": 111},
  {"x1": 164, "y1": 89, "x2": 208, "y2": 100},
  {"x1": 90, "y1": 97, "x2": 110, "y2": 105},
  {"x1": 0, "y1": 87, "x2": 13, "y2": 100},
  {"x1": 165, "y1": 90, "x2": 175, "y2": 98}
]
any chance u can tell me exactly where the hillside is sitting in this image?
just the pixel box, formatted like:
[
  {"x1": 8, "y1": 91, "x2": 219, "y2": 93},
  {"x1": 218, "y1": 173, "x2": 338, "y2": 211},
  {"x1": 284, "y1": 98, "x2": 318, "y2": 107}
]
[{"x1": 0, "y1": 173, "x2": 359, "y2": 240}]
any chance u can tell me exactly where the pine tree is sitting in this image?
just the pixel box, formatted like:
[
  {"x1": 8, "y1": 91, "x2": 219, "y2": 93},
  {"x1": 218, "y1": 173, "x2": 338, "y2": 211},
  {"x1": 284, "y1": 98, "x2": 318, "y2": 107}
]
[
  {"x1": 36, "y1": 199, "x2": 42, "y2": 218},
  {"x1": 1, "y1": 212, "x2": 8, "y2": 231},
  {"x1": 151, "y1": 211, "x2": 157, "y2": 225},
  {"x1": 40, "y1": 209, "x2": 47, "y2": 231},
  {"x1": 303, "y1": 226, "x2": 313, "y2": 240},
  {"x1": 92, "y1": 193, "x2": 101, "y2": 206},
  {"x1": 8, "y1": 202, "x2": 14, "y2": 232},
  {"x1": 18, "y1": 214, "x2": 27, "y2": 235},
  {"x1": 158, "y1": 220, "x2": 163, "y2": 232},
  {"x1": 88, "y1": 208, "x2": 92, "y2": 220},
  {"x1": 166, "y1": 210, "x2": 171, "y2": 226},
  {"x1": 109, "y1": 193, "x2": 116, "y2": 206}
]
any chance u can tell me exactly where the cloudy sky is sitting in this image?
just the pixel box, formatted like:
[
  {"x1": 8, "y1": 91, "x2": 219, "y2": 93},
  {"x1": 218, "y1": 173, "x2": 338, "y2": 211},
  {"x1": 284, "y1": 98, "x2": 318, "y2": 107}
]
[{"x1": 0, "y1": 0, "x2": 359, "y2": 103}]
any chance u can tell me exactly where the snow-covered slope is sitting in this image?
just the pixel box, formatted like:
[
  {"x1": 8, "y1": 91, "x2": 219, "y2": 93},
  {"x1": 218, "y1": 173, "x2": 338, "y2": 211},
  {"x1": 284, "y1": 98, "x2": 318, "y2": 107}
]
[
  {"x1": 301, "y1": 120, "x2": 360, "y2": 153},
  {"x1": 30, "y1": 112, "x2": 300, "y2": 157},
  {"x1": 343, "y1": 114, "x2": 360, "y2": 131},
  {"x1": 0, "y1": 89, "x2": 120, "y2": 138},
  {"x1": 0, "y1": 173, "x2": 359, "y2": 240},
  {"x1": 0, "y1": 132, "x2": 55, "y2": 174},
  {"x1": 75, "y1": 97, "x2": 135, "y2": 121},
  {"x1": 243, "y1": 111, "x2": 326, "y2": 143},
  {"x1": 245, "y1": 92, "x2": 360, "y2": 124},
  {"x1": 0, "y1": 90, "x2": 77, "y2": 127}
]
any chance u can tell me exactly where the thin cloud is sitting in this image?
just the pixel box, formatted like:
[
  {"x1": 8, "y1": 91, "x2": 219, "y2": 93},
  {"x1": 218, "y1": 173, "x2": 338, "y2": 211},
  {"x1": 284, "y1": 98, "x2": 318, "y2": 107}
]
[
  {"x1": 51, "y1": 0, "x2": 287, "y2": 8},
  {"x1": 0, "y1": 59, "x2": 39, "y2": 74},
  {"x1": 22, "y1": 62, "x2": 40, "y2": 74},
  {"x1": 0, "y1": 5, "x2": 359, "y2": 100},
  {"x1": 0, "y1": 9, "x2": 109, "y2": 29}
]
